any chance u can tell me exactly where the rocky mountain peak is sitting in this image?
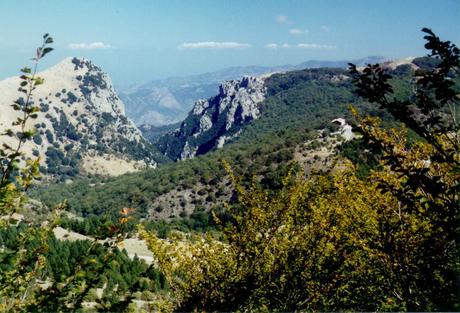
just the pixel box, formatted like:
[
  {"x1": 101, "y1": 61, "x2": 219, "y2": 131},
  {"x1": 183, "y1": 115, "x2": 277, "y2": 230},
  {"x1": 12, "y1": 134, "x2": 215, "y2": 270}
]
[
  {"x1": 0, "y1": 58, "x2": 163, "y2": 179},
  {"x1": 157, "y1": 75, "x2": 267, "y2": 160}
]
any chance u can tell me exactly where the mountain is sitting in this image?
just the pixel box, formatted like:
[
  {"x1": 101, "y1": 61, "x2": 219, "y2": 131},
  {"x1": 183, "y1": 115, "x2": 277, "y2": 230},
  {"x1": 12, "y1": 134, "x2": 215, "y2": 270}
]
[
  {"x1": 119, "y1": 57, "x2": 386, "y2": 127},
  {"x1": 0, "y1": 57, "x2": 167, "y2": 180},
  {"x1": 119, "y1": 66, "x2": 280, "y2": 127},
  {"x1": 156, "y1": 76, "x2": 267, "y2": 160},
  {"x1": 155, "y1": 66, "x2": 362, "y2": 161},
  {"x1": 33, "y1": 56, "x2": 425, "y2": 220},
  {"x1": 35, "y1": 63, "x2": 395, "y2": 217},
  {"x1": 296, "y1": 56, "x2": 386, "y2": 69}
]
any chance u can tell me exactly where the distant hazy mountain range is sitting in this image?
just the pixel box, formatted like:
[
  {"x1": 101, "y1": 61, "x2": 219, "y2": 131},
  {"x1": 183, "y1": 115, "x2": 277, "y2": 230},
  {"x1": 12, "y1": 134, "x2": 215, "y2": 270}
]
[{"x1": 118, "y1": 57, "x2": 386, "y2": 127}]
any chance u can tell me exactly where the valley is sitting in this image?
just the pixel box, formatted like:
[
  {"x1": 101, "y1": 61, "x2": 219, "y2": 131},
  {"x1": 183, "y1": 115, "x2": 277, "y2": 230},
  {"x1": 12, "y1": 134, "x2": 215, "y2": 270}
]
[{"x1": 31, "y1": 61, "x2": 398, "y2": 220}]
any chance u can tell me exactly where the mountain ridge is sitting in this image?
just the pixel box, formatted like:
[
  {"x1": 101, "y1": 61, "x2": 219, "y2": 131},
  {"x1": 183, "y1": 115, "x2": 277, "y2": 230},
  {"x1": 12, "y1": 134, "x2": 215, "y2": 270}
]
[
  {"x1": 119, "y1": 56, "x2": 387, "y2": 127},
  {"x1": 0, "y1": 57, "x2": 166, "y2": 180},
  {"x1": 32, "y1": 56, "x2": 427, "y2": 216}
]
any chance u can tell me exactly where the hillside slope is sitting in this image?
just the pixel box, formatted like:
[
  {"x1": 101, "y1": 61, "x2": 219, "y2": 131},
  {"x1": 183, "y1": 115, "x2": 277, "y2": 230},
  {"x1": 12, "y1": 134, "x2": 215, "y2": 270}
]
[
  {"x1": 33, "y1": 65, "x2": 384, "y2": 217},
  {"x1": 0, "y1": 58, "x2": 167, "y2": 180},
  {"x1": 31, "y1": 57, "x2": 428, "y2": 219}
]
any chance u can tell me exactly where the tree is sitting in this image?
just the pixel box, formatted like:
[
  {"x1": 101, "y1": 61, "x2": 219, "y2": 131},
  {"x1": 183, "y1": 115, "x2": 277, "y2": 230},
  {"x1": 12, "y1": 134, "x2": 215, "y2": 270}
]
[
  {"x1": 0, "y1": 34, "x2": 53, "y2": 214},
  {"x1": 348, "y1": 27, "x2": 459, "y2": 309}
]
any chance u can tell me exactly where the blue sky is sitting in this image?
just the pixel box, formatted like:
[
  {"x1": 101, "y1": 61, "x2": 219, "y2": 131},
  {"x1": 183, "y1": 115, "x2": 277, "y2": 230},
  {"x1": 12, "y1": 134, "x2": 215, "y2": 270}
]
[{"x1": 0, "y1": 0, "x2": 459, "y2": 87}]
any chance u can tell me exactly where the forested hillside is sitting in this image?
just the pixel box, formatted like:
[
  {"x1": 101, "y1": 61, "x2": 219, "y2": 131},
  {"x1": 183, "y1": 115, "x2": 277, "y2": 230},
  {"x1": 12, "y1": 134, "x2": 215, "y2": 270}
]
[{"x1": 31, "y1": 62, "x2": 416, "y2": 223}]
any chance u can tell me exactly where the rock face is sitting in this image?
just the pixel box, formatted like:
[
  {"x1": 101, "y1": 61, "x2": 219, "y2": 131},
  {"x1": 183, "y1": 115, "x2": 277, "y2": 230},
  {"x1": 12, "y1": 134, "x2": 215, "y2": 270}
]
[
  {"x1": 157, "y1": 76, "x2": 267, "y2": 160},
  {"x1": 0, "y1": 57, "x2": 163, "y2": 178}
]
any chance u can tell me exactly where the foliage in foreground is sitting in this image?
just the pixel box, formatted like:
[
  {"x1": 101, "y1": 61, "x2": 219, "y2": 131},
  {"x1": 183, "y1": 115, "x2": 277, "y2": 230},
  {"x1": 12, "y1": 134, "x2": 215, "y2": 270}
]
[
  {"x1": 0, "y1": 35, "x2": 168, "y2": 312},
  {"x1": 142, "y1": 28, "x2": 459, "y2": 311},
  {"x1": 0, "y1": 34, "x2": 57, "y2": 311}
]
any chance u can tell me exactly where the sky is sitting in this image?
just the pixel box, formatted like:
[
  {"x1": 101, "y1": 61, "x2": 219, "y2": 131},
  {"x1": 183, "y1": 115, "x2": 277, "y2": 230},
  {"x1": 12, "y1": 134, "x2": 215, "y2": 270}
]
[{"x1": 0, "y1": 0, "x2": 459, "y2": 87}]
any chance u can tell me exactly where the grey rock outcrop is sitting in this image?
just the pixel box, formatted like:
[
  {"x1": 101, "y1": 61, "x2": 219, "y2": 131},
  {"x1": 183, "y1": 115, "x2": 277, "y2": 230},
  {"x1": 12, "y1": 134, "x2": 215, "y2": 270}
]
[{"x1": 157, "y1": 76, "x2": 267, "y2": 160}]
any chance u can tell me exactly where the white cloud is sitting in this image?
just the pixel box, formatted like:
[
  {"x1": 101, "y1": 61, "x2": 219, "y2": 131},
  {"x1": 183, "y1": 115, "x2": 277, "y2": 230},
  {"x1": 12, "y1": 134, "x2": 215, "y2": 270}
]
[
  {"x1": 297, "y1": 43, "x2": 336, "y2": 49},
  {"x1": 320, "y1": 25, "x2": 330, "y2": 32},
  {"x1": 178, "y1": 41, "x2": 251, "y2": 49},
  {"x1": 264, "y1": 43, "x2": 279, "y2": 49},
  {"x1": 68, "y1": 42, "x2": 111, "y2": 50},
  {"x1": 289, "y1": 28, "x2": 309, "y2": 35},
  {"x1": 276, "y1": 15, "x2": 291, "y2": 24},
  {"x1": 265, "y1": 43, "x2": 291, "y2": 49}
]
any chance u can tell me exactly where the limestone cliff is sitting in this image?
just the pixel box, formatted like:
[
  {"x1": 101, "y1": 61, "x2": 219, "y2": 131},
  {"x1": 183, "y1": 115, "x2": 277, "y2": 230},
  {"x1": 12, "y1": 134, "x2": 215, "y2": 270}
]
[{"x1": 157, "y1": 76, "x2": 266, "y2": 160}]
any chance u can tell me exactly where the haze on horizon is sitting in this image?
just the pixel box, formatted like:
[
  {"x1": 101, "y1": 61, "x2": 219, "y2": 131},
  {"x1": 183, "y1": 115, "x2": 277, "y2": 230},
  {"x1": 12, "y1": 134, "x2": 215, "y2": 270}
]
[{"x1": 0, "y1": 0, "x2": 459, "y2": 87}]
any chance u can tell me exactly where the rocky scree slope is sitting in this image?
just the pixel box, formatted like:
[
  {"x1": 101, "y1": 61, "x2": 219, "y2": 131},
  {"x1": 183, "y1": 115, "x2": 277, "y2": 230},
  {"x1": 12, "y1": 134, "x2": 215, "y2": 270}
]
[
  {"x1": 0, "y1": 57, "x2": 165, "y2": 179},
  {"x1": 157, "y1": 76, "x2": 267, "y2": 160}
]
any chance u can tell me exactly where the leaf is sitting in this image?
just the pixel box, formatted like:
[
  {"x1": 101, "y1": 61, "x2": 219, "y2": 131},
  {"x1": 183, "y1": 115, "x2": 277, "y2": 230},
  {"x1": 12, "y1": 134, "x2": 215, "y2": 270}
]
[
  {"x1": 41, "y1": 47, "x2": 53, "y2": 58},
  {"x1": 3, "y1": 129, "x2": 14, "y2": 137},
  {"x1": 34, "y1": 77, "x2": 44, "y2": 86},
  {"x1": 2, "y1": 143, "x2": 12, "y2": 151},
  {"x1": 8, "y1": 152, "x2": 21, "y2": 160},
  {"x1": 22, "y1": 130, "x2": 34, "y2": 139}
]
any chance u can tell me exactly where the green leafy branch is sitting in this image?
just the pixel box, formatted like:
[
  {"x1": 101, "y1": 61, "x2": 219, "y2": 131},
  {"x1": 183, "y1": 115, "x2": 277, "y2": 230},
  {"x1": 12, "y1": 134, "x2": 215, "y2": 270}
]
[{"x1": 0, "y1": 34, "x2": 53, "y2": 192}]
